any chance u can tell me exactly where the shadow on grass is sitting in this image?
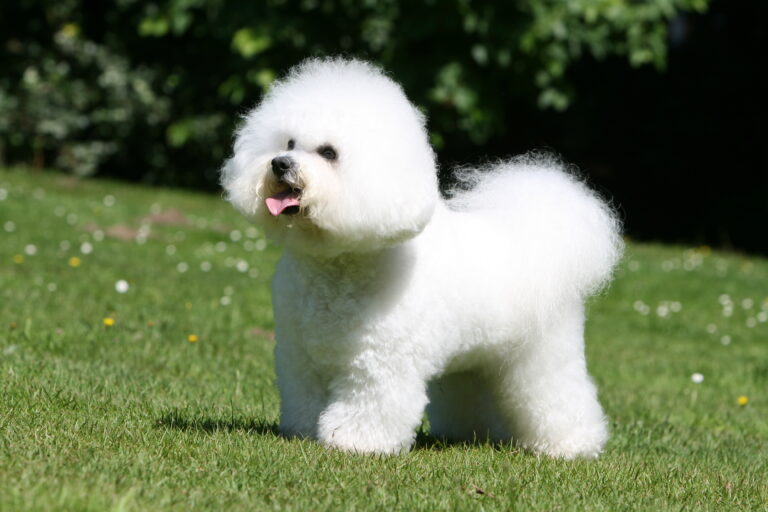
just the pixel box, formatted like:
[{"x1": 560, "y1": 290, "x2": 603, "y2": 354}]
[
  {"x1": 414, "y1": 428, "x2": 519, "y2": 452},
  {"x1": 155, "y1": 409, "x2": 279, "y2": 436},
  {"x1": 156, "y1": 410, "x2": 518, "y2": 452}
]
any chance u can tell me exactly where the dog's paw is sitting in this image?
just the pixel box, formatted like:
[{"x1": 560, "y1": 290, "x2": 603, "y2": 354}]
[
  {"x1": 317, "y1": 405, "x2": 415, "y2": 455},
  {"x1": 523, "y1": 422, "x2": 608, "y2": 460},
  {"x1": 319, "y1": 425, "x2": 414, "y2": 455}
]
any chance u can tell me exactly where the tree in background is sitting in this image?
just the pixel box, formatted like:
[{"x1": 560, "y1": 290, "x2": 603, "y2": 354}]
[{"x1": 0, "y1": 0, "x2": 708, "y2": 186}]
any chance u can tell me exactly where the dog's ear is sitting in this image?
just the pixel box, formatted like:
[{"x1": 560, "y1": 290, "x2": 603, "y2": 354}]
[
  {"x1": 315, "y1": 135, "x2": 439, "y2": 250},
  {"x1": 220, "y1": 154, "x2": 265, "y2": 220},
  {"x1": 219, "y1": 156, "x2": 239, "y2": 207}
]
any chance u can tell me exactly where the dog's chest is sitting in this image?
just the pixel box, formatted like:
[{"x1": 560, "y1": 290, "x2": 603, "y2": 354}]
[{"x1": 273, "y1": 264, "x2": 399, "y2": 364}]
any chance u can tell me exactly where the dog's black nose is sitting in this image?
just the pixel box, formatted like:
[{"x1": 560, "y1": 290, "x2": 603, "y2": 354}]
[{"x1": 271, "y1": 156, "x2": 295, "y2": 178}]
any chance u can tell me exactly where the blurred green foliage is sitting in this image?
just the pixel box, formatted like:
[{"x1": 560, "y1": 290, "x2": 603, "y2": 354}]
[{"x1": 0, "y1": 0, "x2": 709, "y2": 185}]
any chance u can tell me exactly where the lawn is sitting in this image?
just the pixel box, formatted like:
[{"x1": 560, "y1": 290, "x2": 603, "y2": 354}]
[{"x1": 1, "y1": 167, "x2": 766, "y2": 511}]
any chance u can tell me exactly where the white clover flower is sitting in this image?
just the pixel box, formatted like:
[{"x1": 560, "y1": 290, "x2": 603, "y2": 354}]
[
  {"x1": 691, "y1": 373, "x2": 704, "y2": 384},
  {"x1": 115, "y1": 280, "x2": 129, "y2": 293}
]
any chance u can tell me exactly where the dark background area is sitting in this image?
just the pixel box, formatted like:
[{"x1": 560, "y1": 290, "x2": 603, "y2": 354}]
[
  {"x1": 484, "y1": 1, "x2": 767, "y2": 254},
  {"x1": 1, "y1": 0, "x2": 766, "y2": 254}
]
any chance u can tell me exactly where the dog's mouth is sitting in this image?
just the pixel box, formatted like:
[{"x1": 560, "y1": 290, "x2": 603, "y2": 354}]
[{"x1": 266, "y1": 186, "x2": 302, "y2": 216}]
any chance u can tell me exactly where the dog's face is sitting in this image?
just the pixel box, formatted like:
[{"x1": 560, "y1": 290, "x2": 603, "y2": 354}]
[{"x1": 222, "y1": 59, "x2": 439, "y2": 257}]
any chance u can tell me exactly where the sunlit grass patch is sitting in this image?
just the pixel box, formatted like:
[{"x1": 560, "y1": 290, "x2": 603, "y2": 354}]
[{"x1": 1, "y1": 168, "x2": 766, "y2": 511}]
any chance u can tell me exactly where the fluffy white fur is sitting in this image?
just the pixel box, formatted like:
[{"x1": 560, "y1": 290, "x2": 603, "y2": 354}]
[{"x1": 221, "y1": 58, "x2": 623, "y2": 459}]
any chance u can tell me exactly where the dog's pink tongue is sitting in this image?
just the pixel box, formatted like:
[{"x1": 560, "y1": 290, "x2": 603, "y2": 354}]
[{"x1": 266, "y1": 192, "x2": 301, "y2": 216}]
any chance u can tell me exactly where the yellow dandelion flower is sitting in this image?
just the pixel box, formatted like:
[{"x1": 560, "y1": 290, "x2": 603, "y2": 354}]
[
  {"x1": 187, "y1": 334, "x2": 198, "y2": 343},
  {"x1": 103, "y1": 317, "x2": 115, "y2": 327},
  {"x1": 68, "y1": 256, "x2": 82, "y2": 267},
  {"x1": 738, "y1": 395, "x2": 748, "y2": 406},
  {"x1": 185, "y1": 302, "x2": 193, "y2": 310},
  {"x1": 60, "y1": 23, "x2": 80, "y2": 38},
  {"x1": 147, "y1": 320, "x2": 156, "y2": 327},
  {"x1": 13, "y1": 254, "x2": 24, "y2": 264}
]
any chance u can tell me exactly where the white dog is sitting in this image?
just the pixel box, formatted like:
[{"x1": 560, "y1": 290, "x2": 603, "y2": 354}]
[{"x1": 222, "y1": 58, "x2": 622, "y2": 459}]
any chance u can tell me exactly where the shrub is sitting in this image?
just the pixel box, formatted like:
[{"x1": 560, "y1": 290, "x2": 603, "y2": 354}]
[{"x1": 0, "y1": 0, "x2": 709, "y2": 184}]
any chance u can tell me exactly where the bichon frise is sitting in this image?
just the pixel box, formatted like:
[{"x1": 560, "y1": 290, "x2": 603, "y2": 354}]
[{"x1": 222, "y1": 58, "x2": 622, "y2": 459}]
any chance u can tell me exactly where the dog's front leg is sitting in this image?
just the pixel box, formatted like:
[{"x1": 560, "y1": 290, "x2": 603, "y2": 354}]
[
  {"x1": 317, "y1": 356, "x2": 427, "y2": 455},
  {"x1": 275, "y1": 341, "x2": 327, "y2": 439}
]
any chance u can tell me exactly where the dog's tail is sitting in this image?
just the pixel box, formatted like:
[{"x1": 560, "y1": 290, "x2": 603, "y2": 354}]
[{"x1": 446, "y1": 152, "x2": 623, "y2": 301}]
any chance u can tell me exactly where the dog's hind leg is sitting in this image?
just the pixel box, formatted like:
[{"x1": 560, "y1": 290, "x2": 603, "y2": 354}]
[{"x1": 493, "y1": 304, "x2": 608, "y2": 459}]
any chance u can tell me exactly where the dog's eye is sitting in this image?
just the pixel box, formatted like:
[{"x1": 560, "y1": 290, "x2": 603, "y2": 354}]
[
  {"x1": 318, "y1": 145, "x2": 337, "y2": 161},
  {"x1": 287, "y1": 139, "x2": 295, "y2": 150}
]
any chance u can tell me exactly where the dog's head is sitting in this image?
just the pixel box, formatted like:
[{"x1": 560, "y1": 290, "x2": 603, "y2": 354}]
[{"x1": 221, "y1": 58, "x2": 438, "y2": 257}]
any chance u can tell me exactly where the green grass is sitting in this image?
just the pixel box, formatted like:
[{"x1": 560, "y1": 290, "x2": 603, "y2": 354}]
[{"x1": 1, "y1": 167, "x2": 766, "y2": 511}]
